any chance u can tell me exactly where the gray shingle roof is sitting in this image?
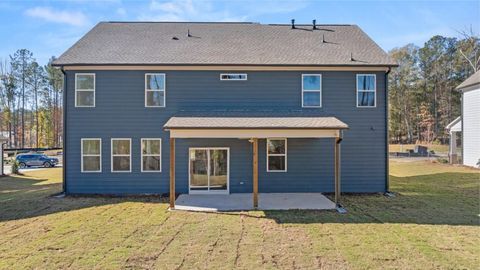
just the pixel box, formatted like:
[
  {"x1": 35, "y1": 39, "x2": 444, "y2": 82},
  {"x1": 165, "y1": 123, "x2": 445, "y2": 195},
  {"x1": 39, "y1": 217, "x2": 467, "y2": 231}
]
[
  {"x1": 456, "y1": 70, "x2": 480, "y2": 90},
  {"x1": 53, "y1": 22, "x2": 396, "y2": 67},
  {"x1": 164, "y1": 117, "x2": 349, "y2": 129}
]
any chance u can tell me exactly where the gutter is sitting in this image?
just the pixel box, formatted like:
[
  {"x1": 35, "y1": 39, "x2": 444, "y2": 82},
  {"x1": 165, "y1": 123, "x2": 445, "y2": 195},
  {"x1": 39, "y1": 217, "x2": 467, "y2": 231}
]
[
  {"x1": 61, "y1": 67, "x2": 67, "y2": 194},
  {"x1": 52, "y1": 63, "x2": 399, "y2": 68},
  {"x1": 385, "y1": 67, "x2": 391, "y2": 192}
]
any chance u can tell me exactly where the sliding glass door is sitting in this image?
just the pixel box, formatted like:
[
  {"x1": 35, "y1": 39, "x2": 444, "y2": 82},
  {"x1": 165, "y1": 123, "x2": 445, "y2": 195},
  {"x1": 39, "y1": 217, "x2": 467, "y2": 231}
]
[{"x1": 189, "y1": 148, "x2": 229, "y2": 193}]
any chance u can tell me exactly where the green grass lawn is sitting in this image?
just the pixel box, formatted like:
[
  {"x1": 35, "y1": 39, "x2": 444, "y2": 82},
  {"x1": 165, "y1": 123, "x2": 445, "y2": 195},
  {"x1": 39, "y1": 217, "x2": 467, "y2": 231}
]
[{"x1": 0, "y1": 162, "x2": 479, "y2": 269}]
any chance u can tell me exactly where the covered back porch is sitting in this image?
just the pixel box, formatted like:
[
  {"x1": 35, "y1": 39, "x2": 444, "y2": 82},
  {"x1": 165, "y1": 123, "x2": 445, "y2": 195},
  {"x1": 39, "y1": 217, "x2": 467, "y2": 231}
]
[{"x1": 164, "y1": 116, "x2": 348, "y2": 211}]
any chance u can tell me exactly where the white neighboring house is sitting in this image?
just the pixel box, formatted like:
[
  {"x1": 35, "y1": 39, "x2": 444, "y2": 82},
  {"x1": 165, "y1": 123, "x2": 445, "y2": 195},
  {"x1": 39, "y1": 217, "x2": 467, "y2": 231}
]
[{"x1": 449, "y1": 71, "x2": 480, "y2": 168}]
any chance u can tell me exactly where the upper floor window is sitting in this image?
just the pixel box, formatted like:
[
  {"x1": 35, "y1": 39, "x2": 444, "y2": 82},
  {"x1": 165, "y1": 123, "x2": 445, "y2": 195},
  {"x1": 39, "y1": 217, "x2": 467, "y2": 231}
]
[
  {"x1": 111, "y1": 138, "x2": 131, "y2": 172},
  {"x1": 145, "y1": 73, "x2": 165, "y2": 107},
  {"x1": 267, "y1": 138, "x2": 287, "y2": 172},
  {"x1": 81, "y1": 138, "x2": 101, "y2": 172},
  {"x1": 357, "y1": 74, "x2": 376, "y2": 107},
  {"x1": 302, "y1": 74, "x2": 322, "y2": 107},
  {"x1": 75, "y1": 73, "x2": 95, "y2": 107},
  {"x1": 220, "y1": 73, "x2": 247, "y2": 80}
]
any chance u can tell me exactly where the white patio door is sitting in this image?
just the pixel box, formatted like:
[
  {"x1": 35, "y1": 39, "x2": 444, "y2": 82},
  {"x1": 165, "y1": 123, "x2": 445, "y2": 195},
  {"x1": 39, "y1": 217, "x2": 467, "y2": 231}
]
[{"x1": 189, "y1": 148, "x2": 229, "y2": 194}]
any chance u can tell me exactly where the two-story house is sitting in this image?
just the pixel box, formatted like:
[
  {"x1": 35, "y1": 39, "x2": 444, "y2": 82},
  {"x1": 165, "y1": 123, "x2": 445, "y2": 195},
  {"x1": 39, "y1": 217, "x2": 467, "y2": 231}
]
[{"x1": 53, "y1": 21, "x2": 397, "y2": 209}]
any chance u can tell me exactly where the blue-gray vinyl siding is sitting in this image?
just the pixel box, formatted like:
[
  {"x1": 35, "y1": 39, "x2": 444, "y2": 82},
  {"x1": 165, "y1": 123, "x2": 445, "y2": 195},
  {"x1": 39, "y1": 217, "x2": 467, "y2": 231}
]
[{"x1": 65, "y1": 70, "x2": 387, "y2": 194}]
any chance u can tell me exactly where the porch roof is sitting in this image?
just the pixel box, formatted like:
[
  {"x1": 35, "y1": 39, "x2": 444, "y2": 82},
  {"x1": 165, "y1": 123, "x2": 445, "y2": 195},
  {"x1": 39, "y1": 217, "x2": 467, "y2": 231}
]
[
  {"x1": 164, "y1": 116, "x2": 348, "y2": 130},
  {"x1": 164, "y1": 116, "x2": 348, "y2": 138}
]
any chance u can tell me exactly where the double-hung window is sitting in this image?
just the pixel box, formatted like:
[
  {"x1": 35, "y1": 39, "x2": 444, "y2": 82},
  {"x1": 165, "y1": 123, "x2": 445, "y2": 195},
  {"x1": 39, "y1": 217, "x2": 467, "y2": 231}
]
[
  {"x1": 145, "y1": 73, "x2": 166, "y2": 107},
  {"x1": 141, "y1": 138, "x2": 161, "y2": 172},
  {"x1": 302, "y1": 74, "x2": 322, "y2": 107},
  {"x1": 75, "y1": 73, "x2": 95, "y2": 107},
  {"x1": 81, "y1": 139, "x2": 101, "y2": 172},
  {"x1": 267, "y1": 139, "x2": 287, "y2": 172},
  {"x1": 356, "y1": 74, "x2": 376, "y2": 107},
  {"x1": 111, "y1": 139, "x2": 131, "y2": 172}
]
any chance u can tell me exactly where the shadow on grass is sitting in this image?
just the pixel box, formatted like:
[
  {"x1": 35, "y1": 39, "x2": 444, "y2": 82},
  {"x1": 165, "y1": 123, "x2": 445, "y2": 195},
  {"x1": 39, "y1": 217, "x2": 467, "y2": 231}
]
[
  {"x1": 0, "y1": 175, "x2": 166, "y2": 222},
  {"x1": 1, "y1": 171, "x2": 478, "y2": 226},
  {"x1": 263, "y1": 172, "x2": 479, "y2": 226}
]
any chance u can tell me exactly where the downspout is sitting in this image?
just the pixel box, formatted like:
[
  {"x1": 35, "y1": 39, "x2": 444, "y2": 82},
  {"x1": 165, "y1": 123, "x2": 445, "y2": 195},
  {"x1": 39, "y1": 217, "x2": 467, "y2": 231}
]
[
  {"x1": 61, "y1": 67, "x2": 67, "y2": 194},
  {"x1": 460, "y1": 91, "x2": 464, "y2": 165},
  {"x1": 385, "y1": 67, "x2": 391, "y2": 192}
]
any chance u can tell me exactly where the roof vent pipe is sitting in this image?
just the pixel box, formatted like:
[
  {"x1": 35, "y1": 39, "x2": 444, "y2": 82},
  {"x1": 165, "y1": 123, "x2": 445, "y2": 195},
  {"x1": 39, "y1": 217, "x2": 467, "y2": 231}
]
[
  {"x1": 313, "y1": 19, "x2": 317, "y2": 30},
  {"x1": 350, "y1": 52, "x2": 354, "y2": 61},
  {"x1": 291, "y1": 19, "x2": 295, "y2": 29},
  {"x1": 187, "y1": 29, "x2": 191, "y2": 37}
]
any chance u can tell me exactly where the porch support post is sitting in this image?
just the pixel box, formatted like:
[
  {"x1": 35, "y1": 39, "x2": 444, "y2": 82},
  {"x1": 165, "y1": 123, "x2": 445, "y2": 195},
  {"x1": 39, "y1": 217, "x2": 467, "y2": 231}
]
[
  {"x1": 169, "y1": 137, "x2": 176, "y2": 209},
  {"x1": 252, "y1": 138, "x2": 259, "y2": 208},
  {"x1": 334, "y1": 136, "x2": 342, "y2": 205}
]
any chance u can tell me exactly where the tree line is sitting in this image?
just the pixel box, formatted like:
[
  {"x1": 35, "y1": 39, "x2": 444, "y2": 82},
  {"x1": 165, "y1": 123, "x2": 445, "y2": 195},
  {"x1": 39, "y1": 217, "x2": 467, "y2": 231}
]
[
  {"x1": 388, "y1": 31, "x2": 479, "y2": 144},
  {"x1": 0, "y1": 49, "x2": 63, "y2": 149}
]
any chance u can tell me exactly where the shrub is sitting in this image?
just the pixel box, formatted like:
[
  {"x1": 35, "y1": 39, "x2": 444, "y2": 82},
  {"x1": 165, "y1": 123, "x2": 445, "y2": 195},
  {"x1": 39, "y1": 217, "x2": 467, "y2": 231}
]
[
  {"x1": 11, "y1": 160, "x2": 19, "y2": 174},
  {"x1": 437, "y1": 158, "x2": 449, "y2": 164}
]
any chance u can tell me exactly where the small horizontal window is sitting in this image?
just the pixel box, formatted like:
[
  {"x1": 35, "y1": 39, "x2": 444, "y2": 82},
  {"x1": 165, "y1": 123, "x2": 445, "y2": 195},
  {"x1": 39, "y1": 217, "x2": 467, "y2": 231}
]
[{"x1": 220, "y1": 74, "x2": 247, "y2": 81}]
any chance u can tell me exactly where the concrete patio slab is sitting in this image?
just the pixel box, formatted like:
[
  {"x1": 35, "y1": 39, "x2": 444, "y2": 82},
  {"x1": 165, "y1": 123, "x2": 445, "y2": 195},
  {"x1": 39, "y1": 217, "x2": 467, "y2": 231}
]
[{"x1": 174, "y1": 193, "x2": 336, "y2": 212}]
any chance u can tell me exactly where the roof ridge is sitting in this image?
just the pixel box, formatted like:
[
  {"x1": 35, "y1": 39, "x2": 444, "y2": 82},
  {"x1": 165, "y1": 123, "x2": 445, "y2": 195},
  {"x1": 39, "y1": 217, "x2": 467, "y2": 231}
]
[
  {"x1": 268, "y1": 23, "x2": 353, "y2": 26},
  {"x1": 102, "y1": 21, "x2": 353, "y2": 26},
  {"x1": 104, "y1": 21, "x2": 258, "y2": 24}
]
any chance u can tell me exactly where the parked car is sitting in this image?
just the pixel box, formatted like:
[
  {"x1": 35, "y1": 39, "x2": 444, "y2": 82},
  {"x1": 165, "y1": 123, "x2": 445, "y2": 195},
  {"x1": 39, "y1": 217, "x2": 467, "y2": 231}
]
[{"x1": 16, "y1": 154, "x2": 59, "y2": 168}]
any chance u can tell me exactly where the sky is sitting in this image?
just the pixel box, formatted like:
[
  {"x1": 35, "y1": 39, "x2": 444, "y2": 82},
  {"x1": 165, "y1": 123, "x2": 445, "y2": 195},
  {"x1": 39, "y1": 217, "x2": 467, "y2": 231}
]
[{"x1": 0, "y1": 0, "x2": 479, "y2": 65}]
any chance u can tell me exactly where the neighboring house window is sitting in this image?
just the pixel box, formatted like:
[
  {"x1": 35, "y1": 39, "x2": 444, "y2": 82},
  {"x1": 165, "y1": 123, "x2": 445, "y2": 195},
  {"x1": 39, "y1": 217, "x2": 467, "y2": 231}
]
[
  {"x1": 357, "y1": 74, "x2": 376, "y2": 107},
  {"x1": 75, "y1": 73, "x2": 95, "y2": 107},
  {"x1": 145, "y1": 73, "x2": 166, "y2": 107},
  {"x1": 111, "y1": 138, "x2": 131, "y2": 172},
  {"x1": 220, "y1": 73, "x2": 247, "y2": 80},
  {"x1": 141, "y1": 138, "x2": 161, "y2": 172},
  {"x1": 267, "y1": 138, "x2": 287, "y2": 172},
  {"x1": 81, "y1": 139, "x2": 101, "y2": 172},
  {"x1": 302, "y1": 74, "x2": 322, "y2": 107}
]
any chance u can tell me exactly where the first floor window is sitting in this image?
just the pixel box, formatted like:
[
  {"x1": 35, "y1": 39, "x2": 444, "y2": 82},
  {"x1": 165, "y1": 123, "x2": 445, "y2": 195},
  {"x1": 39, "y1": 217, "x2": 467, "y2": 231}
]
[
  {"x1": 111, "y1": 139, "x2": 131, "y2": 172},
  {"x1": 75, "y1": 73, "x2": 95, "y2": 107},
  {"x1": 141, "y1": 139, "x2": 161, "y2": 172},
  {"x1": 357, "y1": 74, "x2": 376, "y2": 107},
  {"x1": 302, "y1": 74, "x2": 322, "y2": 107},
  {"x1": 81, "y1": 139, "x2": 101, "y2": 172},
  {"x1": 267, "y1": 138, "x2": 287, "y2": 172},
  {"x1": 145, "y1": 73, "x2": 165, "y2": 107}
]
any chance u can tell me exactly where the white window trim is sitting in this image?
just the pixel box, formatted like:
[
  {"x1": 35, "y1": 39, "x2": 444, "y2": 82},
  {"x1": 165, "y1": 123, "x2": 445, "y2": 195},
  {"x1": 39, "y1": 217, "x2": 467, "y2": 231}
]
[
  {"x1": 75, "y1": 73, "x2": 95, "y2": 107},
  {"x1": 220, "y1": 73, "x2": 248, "y2": 81},
  {"x1": 141, "y1": 138, "x2": 162, "y2": 172},
  {"x1": 188, "y1": 147, "x2": 230, "y2": 194},
  {"x1": 356, "y1": 74, "x2": 377, "y2": 108},
  {"x1": 266, "y1": 138, "x2": 287, "y2": 172},
  {"x1": 111, "y1": 138, "x2": 132, "y2": 173},
  {"x1": 301, "y1": 74, "x2": 322, "y2": 108},
  {"x1": 81, "y1": 138, "x2": 102, "y2": 173},
  {"x1": 145, "y1": 73, "x2": 166, "y2": 107}
]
